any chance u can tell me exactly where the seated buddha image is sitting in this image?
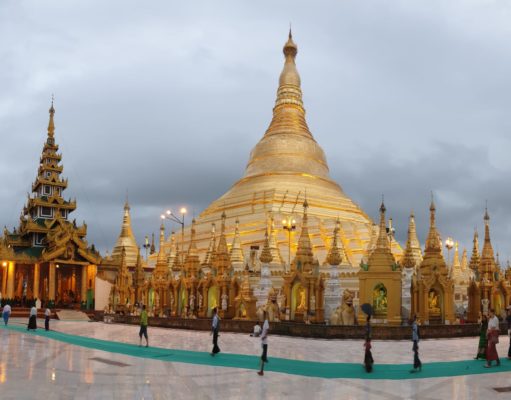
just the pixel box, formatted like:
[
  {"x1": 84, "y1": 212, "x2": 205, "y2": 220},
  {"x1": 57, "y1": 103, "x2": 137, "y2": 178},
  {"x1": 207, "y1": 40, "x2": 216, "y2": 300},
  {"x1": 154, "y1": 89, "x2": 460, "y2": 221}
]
[
  {"x1": 428, "y1": 290, "x2": 440, "y2": 315},
  {"x1": 373, "y1": 284, "x2": 388, "y2": 314}
]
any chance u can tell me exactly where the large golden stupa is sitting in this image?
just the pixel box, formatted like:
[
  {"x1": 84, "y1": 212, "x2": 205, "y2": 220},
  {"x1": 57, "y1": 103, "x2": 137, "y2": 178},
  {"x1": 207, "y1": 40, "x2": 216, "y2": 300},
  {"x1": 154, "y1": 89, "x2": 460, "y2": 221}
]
[{"x1": 171, "y1": 32, "x2": 397, "y2": 267}]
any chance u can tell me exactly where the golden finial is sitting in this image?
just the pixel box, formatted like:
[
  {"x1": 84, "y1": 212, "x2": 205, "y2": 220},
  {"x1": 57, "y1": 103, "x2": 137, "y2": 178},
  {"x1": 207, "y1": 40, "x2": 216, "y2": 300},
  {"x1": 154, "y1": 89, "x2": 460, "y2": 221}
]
[
  {"x1": 48, "y1": 95, "x2": 55, "y2": 138},
  {"x1": 484, "y1": 201, "x2": 489, "y2": 223}
]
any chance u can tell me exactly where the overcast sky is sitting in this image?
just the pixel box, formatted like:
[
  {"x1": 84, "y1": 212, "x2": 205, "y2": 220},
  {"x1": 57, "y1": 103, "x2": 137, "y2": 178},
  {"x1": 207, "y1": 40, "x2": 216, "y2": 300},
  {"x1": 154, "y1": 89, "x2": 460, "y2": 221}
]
[{"x1": 1, "y1": 1, "x2": 510, "y2": 262}]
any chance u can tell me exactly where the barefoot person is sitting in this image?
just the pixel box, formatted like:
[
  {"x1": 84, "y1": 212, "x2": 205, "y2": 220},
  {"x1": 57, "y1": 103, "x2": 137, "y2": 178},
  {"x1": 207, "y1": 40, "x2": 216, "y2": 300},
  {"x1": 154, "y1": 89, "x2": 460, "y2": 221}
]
[
  {"x1": 27, "y1": 306, "x2": 37, "y2": 331},
  {"x1": 2, "y1": 303, "x2": 11, "y2": 326},
  {"x1": 139, "y1": 305, "x2": 149, "y2": 347},
  {"x1": 485, "y1": 309, "x2": 500, "y2": 368},
  {"x1": 44, "y1": 307, "x2": 51, "y2": 331},
  {"x1": 210, "y1": 307, "x2": 220, "y2": 356},
  {"x1": 410, "y1": 315, "x2": 422, "y2": 373},
  {"x1": 257, "y1": 310, "x2": 270, "y2": 376},
  {"x1": 474, "y1": 314, "x2": 488, "y2": 360}
]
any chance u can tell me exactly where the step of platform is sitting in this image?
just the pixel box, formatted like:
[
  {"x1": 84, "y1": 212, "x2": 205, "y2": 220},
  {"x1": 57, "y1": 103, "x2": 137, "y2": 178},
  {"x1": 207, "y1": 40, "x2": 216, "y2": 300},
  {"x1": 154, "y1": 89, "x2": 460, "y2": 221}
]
[{"x1": 56, "y1": 310, "x2": 91, "y2": 321}]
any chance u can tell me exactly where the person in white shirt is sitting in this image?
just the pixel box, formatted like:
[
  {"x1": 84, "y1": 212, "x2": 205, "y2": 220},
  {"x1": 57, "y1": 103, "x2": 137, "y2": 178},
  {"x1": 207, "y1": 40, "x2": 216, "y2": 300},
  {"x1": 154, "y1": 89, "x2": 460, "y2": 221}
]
[
  {"x1": 258, "y1": 310, "x2": 270, "y2": 376},
  {"x1": 485, "y1": 308, "x2": 500, "y2": 368},
  {"x1": 45, "y1": 308, "x2": 51, "y2": 331},
  {"x1": 251, "y1": 322, "x2": 261, "y2": 337},
  {"x1": 2, "y1": 304, "x2": 11, "y2": 326},
  {"x1": 27, "y1": 306, "x2": 37, "y2": 331}
]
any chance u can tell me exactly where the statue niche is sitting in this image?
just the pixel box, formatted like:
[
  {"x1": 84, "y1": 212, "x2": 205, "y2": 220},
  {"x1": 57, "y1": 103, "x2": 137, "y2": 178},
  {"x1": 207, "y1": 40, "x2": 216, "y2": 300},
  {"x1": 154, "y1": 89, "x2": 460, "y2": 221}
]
[{"x1": 373, "y1": 283, "x2": 388, "y2": 316}]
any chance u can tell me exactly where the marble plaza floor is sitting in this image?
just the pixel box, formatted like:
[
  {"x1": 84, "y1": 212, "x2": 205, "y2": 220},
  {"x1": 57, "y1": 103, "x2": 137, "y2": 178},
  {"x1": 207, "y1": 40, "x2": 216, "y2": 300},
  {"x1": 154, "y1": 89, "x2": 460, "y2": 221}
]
[{"x1": 1, "y1": 319, "x2": 511, "y2": 399}]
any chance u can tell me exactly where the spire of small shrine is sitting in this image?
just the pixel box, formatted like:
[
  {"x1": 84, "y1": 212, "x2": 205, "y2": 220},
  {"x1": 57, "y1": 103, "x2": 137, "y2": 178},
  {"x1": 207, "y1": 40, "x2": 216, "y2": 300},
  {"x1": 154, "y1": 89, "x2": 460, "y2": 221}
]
[
  {"x1": 48, "y1": 96, "x2": 55, "y2": 139},
  {"x1": 268, "y1": 214, "x2": 283, "y2": 264},
  {"x1": 468, "y1": 229, "x2": 480, "y2": 272},
  {"x1": 203, "y1": 223, "x2": 216, "y2": 267},
  {"x1": 111, "y1": 199, "x2": 138, "y2": 266},
  {"x1": 292, "y1": 199, "x2": 315, "y2": 273},
  {"x1": 185, "y1": 218, "x2": 200, "y2": 277},
  {"x1": 375, "y1": 200, "x2": 390, "y2": 251},
  {"x1": 156, "y1": 223, "x2": 166, "y2": 264},
  {"x1": 424, "y1": 195, "x2": 441, "y2": 254},
  {"x1": 259, "y1": 228, "x2": 273, "y2": 264},
  {"x1": 213, "y1": 212, "x2": 231, "y2": 276},
  {"x1": 150, "y1": 232, "x2": 155, "y2": 255},
  {"x1": 479, "y1": 207, "x2": 496, "y2": 279},
  {"x1": 230, "y1": 217, "x2": 244, "y2": 263},
  {"x1": 401, "y1": 212, "x2": 423, "y2": 269},
  {"x1": 326, "y1": 220, "x2": 342, "y2": 266},
  {"x1": 460, "y1": 248, "x2": 468, "y2": 271},
  {"x1": 168, "y1": 231, "x2": 177, "y2": 269}
]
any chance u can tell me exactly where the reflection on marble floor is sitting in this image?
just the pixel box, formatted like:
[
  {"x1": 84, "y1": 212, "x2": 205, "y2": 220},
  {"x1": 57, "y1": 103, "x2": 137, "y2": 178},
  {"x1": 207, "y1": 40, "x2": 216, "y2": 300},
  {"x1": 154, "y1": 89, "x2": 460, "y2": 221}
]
[{"x1": 1, "y1": 318, "x2": 510, "y2": 399}]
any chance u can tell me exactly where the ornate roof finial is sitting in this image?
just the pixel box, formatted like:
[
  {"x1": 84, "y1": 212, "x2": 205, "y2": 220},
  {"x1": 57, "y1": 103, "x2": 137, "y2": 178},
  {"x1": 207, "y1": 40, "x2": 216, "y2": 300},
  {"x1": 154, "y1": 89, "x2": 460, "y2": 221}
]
[
  {"x1": 260, "y1": 228, "x2": 273, "y2": 264},
  {"x1": 376, "y1": 198, "x2": 389, "y2": 250},
  {"x1": 326, "y1": 220, "x2": 342, "y2": 266},
  {"x1": 48, "y1": 95, "x2": 55, "y2": 138}
]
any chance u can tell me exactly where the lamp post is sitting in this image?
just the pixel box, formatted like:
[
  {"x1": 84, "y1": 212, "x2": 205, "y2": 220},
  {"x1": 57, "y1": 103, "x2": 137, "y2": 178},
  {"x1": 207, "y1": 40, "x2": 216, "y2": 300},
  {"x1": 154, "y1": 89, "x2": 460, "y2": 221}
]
[
  {"x1": 143, "y1": 235, "x2": 150, "y2": 261},
  {"x1": 282, "y1": 216, "x2": 296, "y2": 272},
  {"x1": 445, "y1": 237, "x2": 454, "y2": 268},
  {"x1": 161, "y1": 207, "x2": 187, "y2": 266}
]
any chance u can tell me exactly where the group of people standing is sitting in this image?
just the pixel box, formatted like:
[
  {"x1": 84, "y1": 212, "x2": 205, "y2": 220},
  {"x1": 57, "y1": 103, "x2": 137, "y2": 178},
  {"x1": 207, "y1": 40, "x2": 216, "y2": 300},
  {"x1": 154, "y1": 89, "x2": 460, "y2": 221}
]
[
  {"x1": 1, "y1": 304, "x2": 52, "y2": 331},
  {"x1": 475, "y1": 308, "x2": 510, "y2": 368}
]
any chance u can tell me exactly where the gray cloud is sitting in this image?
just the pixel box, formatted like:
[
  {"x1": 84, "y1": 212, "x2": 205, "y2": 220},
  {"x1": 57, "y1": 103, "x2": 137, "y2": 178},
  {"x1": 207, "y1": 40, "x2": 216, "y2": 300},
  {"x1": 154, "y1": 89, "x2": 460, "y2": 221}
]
[{"x1": 1, "y1": 1, "x2": 510, "y2": 261}]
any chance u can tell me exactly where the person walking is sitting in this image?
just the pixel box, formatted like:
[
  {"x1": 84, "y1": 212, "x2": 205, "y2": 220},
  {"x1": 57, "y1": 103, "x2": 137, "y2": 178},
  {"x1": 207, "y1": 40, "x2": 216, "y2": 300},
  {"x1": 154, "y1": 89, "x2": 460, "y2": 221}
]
[
  {"x1": 2, "y1": 303, "x2": 11, "y2": 326},
  {"x1": 27, "y1": 306, "x2": 37, "y2": 331},
  {"x1": 44, "y1": 308, "x2": 51, "y2": 331},
  {"x1": 506, "y1": 307, "x2": 511, "y2": 360},
  {"x1": 410, "y1": 315, "x2": 422, "y2": 373},
  {"x1": 475, "y1": 314, "x2": 488, "y2": 360},
  {"x1": 210, "y1": 307, "x2": 220, "y2": 356},
  {"x1": 139, "y1": 305, "x2": 149, "y2": 347},
  {"x1": 363, "y1": 315, "x2": 373, "y2": 373},
  {"x1": 485, "y1": 308, "x2": 500, "y2": 368},
  {"x1": 257, "y1": 310, "x2": 270, "y2": 376}
]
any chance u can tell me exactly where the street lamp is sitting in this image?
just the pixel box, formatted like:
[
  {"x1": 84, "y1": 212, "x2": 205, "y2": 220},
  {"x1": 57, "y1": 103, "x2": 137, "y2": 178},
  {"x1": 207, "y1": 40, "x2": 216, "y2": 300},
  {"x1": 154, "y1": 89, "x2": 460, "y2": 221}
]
[
  {"x1": 282, "y1": 216, "x2": 296, "y2": 271},
  {"x1": 161, "y1": 207, "x2": 187, "y2": 267},
  {"x1": 445, "y1": 237, "x2": 454, "y2": 267}
]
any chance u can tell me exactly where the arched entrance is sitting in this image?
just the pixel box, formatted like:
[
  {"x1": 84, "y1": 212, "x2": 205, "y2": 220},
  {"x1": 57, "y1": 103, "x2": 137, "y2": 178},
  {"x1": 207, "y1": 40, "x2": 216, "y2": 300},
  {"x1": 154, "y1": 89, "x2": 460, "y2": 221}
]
[
  {"x1": 207, "y1": 286, "x2": 219, "y2": 317},
  {"x1": 493, "y1": 290, "x2": 504, "y2": 317},
  {"x1": 148, "y1": 288, "x2": 155, "y2": 311}
]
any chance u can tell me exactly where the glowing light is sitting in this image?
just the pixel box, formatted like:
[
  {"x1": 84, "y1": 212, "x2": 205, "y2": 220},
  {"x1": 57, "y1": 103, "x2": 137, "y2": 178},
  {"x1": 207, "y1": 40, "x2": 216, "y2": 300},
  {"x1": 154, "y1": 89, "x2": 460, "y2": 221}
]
[
  {"x1": 180, "y1": 207, "x2": 187, "y2": 215},
  {"x1": 1, "y1": 261, "x2": 6, "y2": 267},
  {"x1": 160, "y1": 214, "x2": 165, "y2": 219},
  {"x1": 166, "y1": 210, "x2": 171, "y2": 215}
]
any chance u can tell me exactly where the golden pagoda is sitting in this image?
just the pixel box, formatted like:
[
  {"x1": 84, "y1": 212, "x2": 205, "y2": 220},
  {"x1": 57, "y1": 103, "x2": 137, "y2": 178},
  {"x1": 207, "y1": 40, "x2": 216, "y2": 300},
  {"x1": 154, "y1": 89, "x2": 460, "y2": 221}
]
[
  {"x1": 111, "y1": 200, "x2": 139, "y2": 266},
  {"x1": 0, "y1": 101, "x2": 100, "y2": 308},
  {"x1": 411, "y1": 200, "x2": 455, "y2": 324},
  {"x1": 467, "y1": 209, "x2": 510, "y2": 321},
  {"x1": 357, "y1": 201, "x2": 401, "y2": 325},
  {"x1": 173, "y1": 31, "x2": 396, "y2": 269}
]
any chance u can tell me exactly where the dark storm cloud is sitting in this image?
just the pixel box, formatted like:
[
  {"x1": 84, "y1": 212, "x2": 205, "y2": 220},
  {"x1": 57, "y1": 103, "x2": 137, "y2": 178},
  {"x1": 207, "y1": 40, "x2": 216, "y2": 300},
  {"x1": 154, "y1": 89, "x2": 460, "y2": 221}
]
[{"x1": 1, "y1": 1, "x2": 510, "y2": 260}]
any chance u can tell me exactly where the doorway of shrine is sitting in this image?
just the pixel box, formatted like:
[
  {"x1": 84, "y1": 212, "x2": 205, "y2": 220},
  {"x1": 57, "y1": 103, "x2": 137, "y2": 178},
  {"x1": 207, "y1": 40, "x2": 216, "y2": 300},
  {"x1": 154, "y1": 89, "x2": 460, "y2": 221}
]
[{"x1": 55, "y1": 265, "x2": 83, "y2": 308}]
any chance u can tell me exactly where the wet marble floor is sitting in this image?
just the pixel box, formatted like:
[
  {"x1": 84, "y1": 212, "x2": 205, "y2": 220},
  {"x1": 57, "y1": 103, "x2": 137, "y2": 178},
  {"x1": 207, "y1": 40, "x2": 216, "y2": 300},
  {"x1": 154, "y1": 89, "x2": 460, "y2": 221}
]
[{"x1": 1, "y1": 318, "x2": 510, "y2": 399}]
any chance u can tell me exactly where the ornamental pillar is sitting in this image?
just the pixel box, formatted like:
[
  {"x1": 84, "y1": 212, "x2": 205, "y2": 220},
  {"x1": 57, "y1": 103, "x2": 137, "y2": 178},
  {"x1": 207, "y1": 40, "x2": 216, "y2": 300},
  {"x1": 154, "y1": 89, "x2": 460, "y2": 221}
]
[
  {"x1": 6, "y1": 261, "x2": 16, "y2": 299},
  {"x1": 49, "y1": 262, "x2": 56, "y2": 301},
  {"x1": 1, "y1": 263, "x2": 7, "y2": 295},
  {"x1": 81, "y1": 265, "x2": 87, "y2": 303},
  {"x1": 33, "y1": 263, "x2": 40, "y2": 300}
]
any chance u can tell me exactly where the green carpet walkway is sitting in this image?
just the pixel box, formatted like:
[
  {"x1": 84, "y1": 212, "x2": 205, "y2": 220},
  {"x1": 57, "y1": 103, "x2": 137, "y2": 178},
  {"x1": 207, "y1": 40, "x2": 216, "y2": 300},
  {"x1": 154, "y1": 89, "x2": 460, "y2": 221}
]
[{"x1": 2, "y1": 323, "x2": 509, "y2": 380}]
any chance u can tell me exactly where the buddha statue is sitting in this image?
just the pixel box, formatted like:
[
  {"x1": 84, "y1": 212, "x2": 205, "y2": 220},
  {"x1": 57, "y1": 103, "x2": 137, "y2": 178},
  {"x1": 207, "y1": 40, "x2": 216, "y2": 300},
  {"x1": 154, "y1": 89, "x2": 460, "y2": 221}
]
[
  {"x1": 428, "y1": 290, "x2": 440, "y2": 314},
  {"x1": 297, "y1": 288, "x2": 307, "y2": 312}
]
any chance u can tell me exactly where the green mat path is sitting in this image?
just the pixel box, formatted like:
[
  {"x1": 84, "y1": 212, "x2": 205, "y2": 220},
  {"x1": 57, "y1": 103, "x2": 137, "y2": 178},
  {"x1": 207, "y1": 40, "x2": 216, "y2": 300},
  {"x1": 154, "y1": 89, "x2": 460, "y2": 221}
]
[{"x1": 2, "y1": 323, "x2": 510, "y2": 380}]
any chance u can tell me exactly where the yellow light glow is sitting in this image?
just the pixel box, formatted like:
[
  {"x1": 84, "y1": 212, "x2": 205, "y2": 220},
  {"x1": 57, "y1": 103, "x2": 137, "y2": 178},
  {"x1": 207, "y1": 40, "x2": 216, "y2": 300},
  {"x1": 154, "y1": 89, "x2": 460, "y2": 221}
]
[
  {"x1": 1, "y1": 261, "x2": 6, "y2": 267},
  {"x1": 180, "y1": 207, "x2": 187, "y2": 214},
  {"x1": 166, "y1": 210, "x2": 171, "y2": 215},
  {"x1": 160, "y1": 214, "x2": 165, "y2": 219},
  {"x1": 282, "y1": 220, "x2": 286, "y2": 225}
]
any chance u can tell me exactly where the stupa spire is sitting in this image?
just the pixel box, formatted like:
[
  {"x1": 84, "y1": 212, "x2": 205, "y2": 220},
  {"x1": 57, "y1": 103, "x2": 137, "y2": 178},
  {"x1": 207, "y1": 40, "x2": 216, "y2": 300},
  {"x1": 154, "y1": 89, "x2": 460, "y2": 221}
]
[
  {"x1": 376, "y1": 200, "x2": 390, "y2": 251},
  {"x1": 292, "y1": 199, "x2": 315, "y2": 273},
  {"x1": 48, "y1": 96, "x2": 55, "y2": 139},
  {"x1": 425, "y1": 196, "x2": 441, "y2": 254},
  {"x1": 259, "y1": 228, "x2": 273, "y2": 264},
  {"x1": 401, "y1": 212, "x2": 423, "y2": 269},
  {"x1": 326, "y1": 219, "x2": 342, "y2": 266},
  {"x1": 185, "y1": 219, "x2": 200, "y2": 277},
  {"x1": 230, "y1": 217, "x2": 244, "y2": 264},
  {"x1": 212, "y1": 212, "x2": 231, "y2": 276},
  {"x1": 479, "y1": 207, "x2": 496, "y2": 279},
  {"x1": 468, "y1": 229, "x2": 480, "y2": 272},
  {"x1": 111, "y1": 199, "x2": 138, "y2": 266}
]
